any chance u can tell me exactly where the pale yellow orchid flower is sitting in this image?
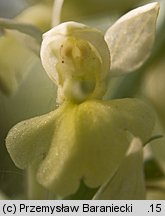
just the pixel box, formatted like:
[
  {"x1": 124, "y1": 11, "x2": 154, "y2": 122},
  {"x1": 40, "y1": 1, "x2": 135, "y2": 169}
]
[{"x1": 6, "y1": 2, "x2": 159, "y2": 198}]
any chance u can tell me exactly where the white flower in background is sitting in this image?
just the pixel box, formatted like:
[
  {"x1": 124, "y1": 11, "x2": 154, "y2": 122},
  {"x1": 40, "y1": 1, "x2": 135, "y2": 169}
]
[{"x1": 0, "y1": 2, "x2": 52, "y2": 94}]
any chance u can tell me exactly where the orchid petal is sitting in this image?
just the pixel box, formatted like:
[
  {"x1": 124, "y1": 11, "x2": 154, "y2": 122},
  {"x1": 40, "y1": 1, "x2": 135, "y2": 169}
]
[
  {"x1": 105, "y1": 2, "x2": 159, "y2": 75},
  {"x1": 5, "y1": 109, "x2": 60, "y2": 169},
  {"x1": 93, "y1": 137, "x2": 145, "y2": 199},
  {"x1": 37, "y1": 99, "x2": 154, "y2": 196},
  {"x1": 6, "y1": 98, "x2": 154, "y2": 197}
]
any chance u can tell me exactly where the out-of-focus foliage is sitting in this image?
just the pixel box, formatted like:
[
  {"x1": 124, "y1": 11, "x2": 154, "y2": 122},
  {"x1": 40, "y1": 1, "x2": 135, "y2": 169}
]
[
  {"x1": 147, "y1": 179, "x2": 165, "y2": 199},
  {"x1": 0, "y1": 2, "x2": 53, "y2": 95},
  {"x1": 0, "y1": 61, "x2": 56, "y2": 198},
  {"x1": 0, "y1": 0, "x2": 27, "y2": 18},
  {"x1": 59, "y1": 0, "x2": 144, "y2": 21},
  {"x1": 53, "y1": 0, "x2": 147, "y2": 30},
  {"x1": 0, "y1": 0, "x2": 56, "y2": 194}
]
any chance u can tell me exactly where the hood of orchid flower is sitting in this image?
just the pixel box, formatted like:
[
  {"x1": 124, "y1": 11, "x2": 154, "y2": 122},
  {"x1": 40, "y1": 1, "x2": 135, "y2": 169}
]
[
  {"x1": 40, "y1": 1, "x2": 159, "y2": 103},
  {"x1": 40, "y1": 21, "x2": 110, "y2": 103}
]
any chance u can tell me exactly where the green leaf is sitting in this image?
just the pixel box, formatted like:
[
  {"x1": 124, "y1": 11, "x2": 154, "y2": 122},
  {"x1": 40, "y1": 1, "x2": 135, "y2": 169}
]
[
  {"x1": 93, "y1": 137, "x2": 146, "y2": 200},
  {"x1": 147, "y1": 179, "x2": 165, "y2": 200},
  {"x1": 0, "y1": 18, "x2": 42, "y2": 44},
  {"x1": 144, "y1": 158, "x2": 164, "y2": 180},
  {"x1": 105, "y1": 2, "x2": 159, "y2": 75},
  {"x1": 0, "y1": 191, "x2": 8, "y2": 200}
]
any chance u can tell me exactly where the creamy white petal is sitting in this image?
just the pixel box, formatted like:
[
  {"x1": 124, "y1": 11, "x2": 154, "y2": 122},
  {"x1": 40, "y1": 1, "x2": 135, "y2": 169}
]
[
  {"x1": 105, "y1": 2, "x2": 159, "y2": 75},
  {"x1": 93, "y1": 137, "x2": 146, "y2": 200}
]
